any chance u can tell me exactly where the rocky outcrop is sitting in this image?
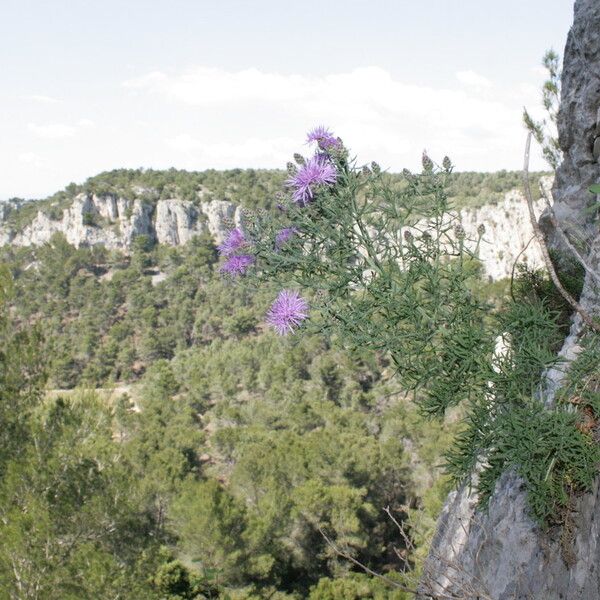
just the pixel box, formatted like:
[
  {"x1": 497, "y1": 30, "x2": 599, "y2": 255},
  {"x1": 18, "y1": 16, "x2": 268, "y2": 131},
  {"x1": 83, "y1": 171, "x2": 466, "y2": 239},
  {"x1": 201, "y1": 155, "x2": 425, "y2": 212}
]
[
  {"x1": 420, "y1": 2, "x2": 600, "y2": 598},
  {"x1": 154, "y1": 199, "x2": 201, "y2": 246},
  {"x1": 0, "y1": 194, "x2": 244, "y2": 250},
  {"x1": 455, "y1": 189, "x2": 546, "y2": 281},
  {"x1": 0, "y1": 189, "x2": 545, "y2": 281},
  {"x1": 546, "y1": 0, "x2": 600, "y2": 254}
]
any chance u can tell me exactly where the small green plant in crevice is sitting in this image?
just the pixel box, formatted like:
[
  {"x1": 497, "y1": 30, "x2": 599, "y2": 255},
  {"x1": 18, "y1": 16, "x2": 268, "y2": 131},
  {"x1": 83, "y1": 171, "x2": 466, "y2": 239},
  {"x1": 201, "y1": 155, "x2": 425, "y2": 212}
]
[
  {"x1": 444, "y1": 280, "x2": 576, "y2": 516},
  {"x1": 476, "y1": 403, "x2": 599, "y2": 525},
  {"x1": 82, "y1": 211, "x2": 98, "y2": 227},
  {"x1": 512, "y1": 258, "x2": 585, "y2": 349},
  {"x1": 438, "y1": 270, "x2": 598, "y2": 525},
  {"x1": 431, "y1": 273, "x2": 598, "y2": 526},
  {"x1": 557, "y1": 333, "x2": 600, "y2": 426}
]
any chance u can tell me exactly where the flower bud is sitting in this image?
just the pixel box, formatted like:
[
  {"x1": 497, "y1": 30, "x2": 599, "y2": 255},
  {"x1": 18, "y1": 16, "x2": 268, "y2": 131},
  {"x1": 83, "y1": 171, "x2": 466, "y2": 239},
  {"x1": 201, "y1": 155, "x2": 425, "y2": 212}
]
[
  {"x1": 221, "y1": 216, "x2": 235, "y2": 230},
  {"x1": 371, "y1": 161, "x2": 381, "y2": 174},
  {"x1": 293, "y1": 153, "x2": 306, "y2": 166},
  {"x1": 442, "y1": 156, "x2": 452, "y2": 172},
  {"x1": 477, "y1": 223, "x2": 486, "y2": 236},
  {"x1": 361, "y1": 165, "x2": 371, "y2": 177},
  {"x1": 454, "y1": 224, "x2": 465, "y2": 239},
  {"x1": 422, "y1": 151, "x2": 434, "y2": 172},
  {"x1": 286, "y1": 162, "x2": 297, "y2": 175},
  {"x1": 403, "y1": 230, "x2": 414, "y2": 242}
]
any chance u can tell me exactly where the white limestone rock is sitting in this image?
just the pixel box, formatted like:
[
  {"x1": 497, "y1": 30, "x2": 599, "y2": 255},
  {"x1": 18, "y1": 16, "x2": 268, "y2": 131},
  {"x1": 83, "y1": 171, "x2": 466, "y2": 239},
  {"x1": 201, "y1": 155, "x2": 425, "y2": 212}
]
[
  {"x1": 155, "y1": 199, "x2": 202, "y2": 246},
  {"x1": 199, "y1": 199, "x2": 244, "y2": 245},
  {"x1": 457, "y1": 191, "x2": 546, "y2": 280},
  {"x1": 0, "y1": 184, "x2": 550, "y2": 282},
  {"x1": 118, "y1": 199, "x2": 154, "y2": 247}
]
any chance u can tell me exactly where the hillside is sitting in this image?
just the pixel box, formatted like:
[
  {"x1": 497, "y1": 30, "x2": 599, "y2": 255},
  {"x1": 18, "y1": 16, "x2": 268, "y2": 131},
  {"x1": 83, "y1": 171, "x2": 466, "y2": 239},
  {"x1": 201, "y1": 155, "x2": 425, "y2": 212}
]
[
  {"x1": 0, "y1": 201, "x2": 458, "y2": 599},
  {"x1": 2, "y1": 167, "x2": 548, "y2": 215},
  {"x1": 0, "y1": 166, "x2": 559, "y2": 599},
  {"x1": 1, "y1": 168, "x2": 550, "y2": 281}
]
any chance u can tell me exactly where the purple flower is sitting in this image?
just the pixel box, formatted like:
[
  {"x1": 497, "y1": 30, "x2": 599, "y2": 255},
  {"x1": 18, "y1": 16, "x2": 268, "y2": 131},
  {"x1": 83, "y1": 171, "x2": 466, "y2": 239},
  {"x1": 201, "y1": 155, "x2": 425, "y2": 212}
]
[
  {"x1": 218, "y1": 228, "x2": 246, "y2": 257},
  {"x1": 275, "y1": 227, "x2": 298, "y2": 249},
  {"x1": 307, "y1": 126, "x2": 340, "y2": 151},
  {"x1": 286, "y1": 155, "x2": 337, "y2": 206},
  {"x1": 266, "y1": 289, "x2": 309, "y2": 335},
  {"x1": 219, "y1": 254, "x2": 255, "y2": 276}
]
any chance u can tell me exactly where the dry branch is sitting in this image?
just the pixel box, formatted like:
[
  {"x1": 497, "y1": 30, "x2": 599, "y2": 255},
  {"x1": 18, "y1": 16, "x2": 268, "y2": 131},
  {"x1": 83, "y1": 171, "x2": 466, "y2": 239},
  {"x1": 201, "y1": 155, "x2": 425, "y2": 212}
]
[{"x1": 522, "y1": 132, "x2": 600, "y2": 334}]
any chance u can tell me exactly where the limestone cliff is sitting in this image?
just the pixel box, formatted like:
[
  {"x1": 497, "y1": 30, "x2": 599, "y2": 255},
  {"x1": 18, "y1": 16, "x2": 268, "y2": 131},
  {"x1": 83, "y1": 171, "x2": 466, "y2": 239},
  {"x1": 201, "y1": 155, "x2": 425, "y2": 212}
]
[
  {"x1": 0, "y1": 194, "x2": 244, "y2": 249},
  {"x1": 0, "y1": 188, "x2": 546, "y2": 282}
]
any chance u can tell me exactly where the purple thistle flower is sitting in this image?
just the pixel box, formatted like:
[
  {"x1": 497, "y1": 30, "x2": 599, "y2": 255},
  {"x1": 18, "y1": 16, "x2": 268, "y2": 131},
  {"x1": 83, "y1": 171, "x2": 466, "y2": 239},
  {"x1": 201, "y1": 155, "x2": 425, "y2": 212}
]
[
  {"x1": 275, "y1": 227, "x2": 298, "y2": 249},
  {"x1": 307, "y1": 126, "x2": 340, "y2": 151},
  {"x1": 266, "y1": 289, "x2": 309, "y2": 335},
  {"x1": 285, "y1": 155, "x2": 337, "y2": 206},
  {"x1": 219, "y1": 254, "x2": 255, "y2": 276},
  {"x1": 218, "y1": 228, "x2": 246, "y2": 257}
]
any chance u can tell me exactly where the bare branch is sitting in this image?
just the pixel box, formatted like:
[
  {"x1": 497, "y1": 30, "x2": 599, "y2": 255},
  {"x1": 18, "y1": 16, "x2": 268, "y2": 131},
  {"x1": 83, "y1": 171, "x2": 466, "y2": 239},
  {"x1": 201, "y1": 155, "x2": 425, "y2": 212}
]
[
  {"x1": 384, "y1": 505, "x2": 415, "y2": 552},
  {"x1": 538, "y1": 186, "x2": 600, "y2": 286},
  {"x1": 320, "y1": 517, "x2": 494, "y2": 600},
  {"x1": 317, "y1": 527, "x2": 419, "y2": 595},
  {"x1": 522, "y1": 132, "x2": 600, "y2": 334}
]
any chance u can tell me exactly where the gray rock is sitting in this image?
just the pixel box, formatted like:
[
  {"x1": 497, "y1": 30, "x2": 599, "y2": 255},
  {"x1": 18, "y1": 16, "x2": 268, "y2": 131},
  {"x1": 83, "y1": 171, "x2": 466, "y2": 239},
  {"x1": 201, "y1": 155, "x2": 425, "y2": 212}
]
[
  {"x1": 546, "y1": 0, "x2": 600, "y2": 250},
  {"x1": 456, "y1": 190, "x2": 546, "y2": 281},
  {"x1": 155, "y1": 199, "x2": 201, "y2": 245},
  {"x1": 0, "y1": 186, "x2": 549, "y2": 280},
  {"x1": 1, "y1": 193, "x2": 237, "y2": 251},
  {"x1": 199, "y1": 199, "x2": 244, "y2": 243},
  {"x1": 420, "y1": 2, "x2": 600, "y2": 598},
  {"x1": 0, "y1": 203, "x2": 9, "y2": 223}
]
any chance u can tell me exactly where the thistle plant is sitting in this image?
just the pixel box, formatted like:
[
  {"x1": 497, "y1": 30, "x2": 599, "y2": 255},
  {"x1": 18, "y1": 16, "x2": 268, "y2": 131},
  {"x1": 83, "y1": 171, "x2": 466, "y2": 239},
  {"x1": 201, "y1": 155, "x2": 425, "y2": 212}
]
[
  {"x1": 245, "y1": 127, "x2": 492, "y2": 417},
  {"x1": 266, "y1": 289, "x2": 309, "y2": 335},
  {"x1": 217, "y1": 228, "x2": 255, "y2": 276},
  {"x1": 217, "y1": 128, "x2": 600, "y2": 524},
  {"x1": 218, "y1": 227, "x2": 247, "y2": 256}
]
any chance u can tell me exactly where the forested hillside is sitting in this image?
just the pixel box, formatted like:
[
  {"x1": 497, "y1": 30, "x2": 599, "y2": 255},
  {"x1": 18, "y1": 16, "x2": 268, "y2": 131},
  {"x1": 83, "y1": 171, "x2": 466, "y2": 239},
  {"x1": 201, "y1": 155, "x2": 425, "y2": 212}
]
[
  {"x1": 0, "y1": 230, "x2": 461, "y2": 599},
  {"x1": 0, "y1": 167, "x2": 551, "y2": 599},
  {"x1": 2, "y1": 167, "x2": 548, "y2": 228}
]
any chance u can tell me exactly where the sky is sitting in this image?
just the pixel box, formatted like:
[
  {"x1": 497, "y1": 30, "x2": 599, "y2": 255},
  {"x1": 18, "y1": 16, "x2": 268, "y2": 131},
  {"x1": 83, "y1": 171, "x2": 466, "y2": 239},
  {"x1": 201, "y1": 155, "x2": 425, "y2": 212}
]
[{"x1": 0, "y1": 0, "x2": 575, "y2": 200}]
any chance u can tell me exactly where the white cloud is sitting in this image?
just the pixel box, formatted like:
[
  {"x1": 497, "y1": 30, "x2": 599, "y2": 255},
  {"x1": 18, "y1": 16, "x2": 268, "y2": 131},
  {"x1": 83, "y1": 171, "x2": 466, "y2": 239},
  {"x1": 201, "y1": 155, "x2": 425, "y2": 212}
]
[
  {"x1": 125, "y1": 65, "x2": 532, "y2": 171},
  {"x1": 455, "y1": 70, "x2": 493, "y2": 89},
  {"x1": 4, "y1": 65, "x2": 547, "y2": 200},
  {"x1": 27, "y1": 122, "x2": 77, "y2": 139},
  {"x1": 123, "y1": 71, "x2": 168, "y2": 89},
  {"x1": 18, "y1": 152, "x2": 46, "y2": 167},
  {"x1": 166, "y1": 134, "x2": 298, "y2": 168},
  {"x1": 22, "y1": 94, "x2": 60, "y2": 104},
  {"x1": 26, "y1": 119, "x2": 95, "y2": 139}
]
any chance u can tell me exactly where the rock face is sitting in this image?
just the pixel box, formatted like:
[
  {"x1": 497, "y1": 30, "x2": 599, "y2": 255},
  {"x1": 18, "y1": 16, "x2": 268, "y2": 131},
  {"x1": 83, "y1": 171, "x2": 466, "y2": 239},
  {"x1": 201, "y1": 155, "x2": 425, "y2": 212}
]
[
  {"x1": 547, "y1": 0, "x2": 600, "y2": 253},
  {"x1": 0, "y1": 194, "x2": 244, "y2": 250},
  {"x1": 456, "y1": 188, "x2": 546, "y2": 281},
  {"x1": 419, "y1": 2, "x2": 600, "y2": 598},
  {"x1": 0, "y1": 189, "x2": 546, "y2": 281}
]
